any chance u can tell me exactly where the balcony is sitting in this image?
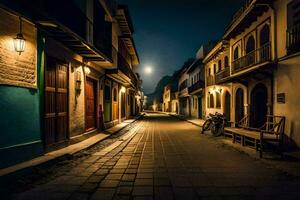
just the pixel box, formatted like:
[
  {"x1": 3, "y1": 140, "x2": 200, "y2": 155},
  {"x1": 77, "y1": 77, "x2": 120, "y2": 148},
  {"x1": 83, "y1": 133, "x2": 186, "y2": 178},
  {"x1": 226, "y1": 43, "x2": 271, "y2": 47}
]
[
  {"x1": 224, "y1": 0, "x2": 271, "y2": 39},
  {"x1": 287, "y1": 24, "x2": 300, "y2": 55},
  {"x1": 188, "y1": 81, "x2": 204, "y2": 94},
  {"x1": 216, "y1": 67, "x2": 230, "y2": 84},
  {"x1": 107, "y1": 51, "x2": 137, "y2": 87},
  {"x1": 22, "y1": 0, "x2": 112, "y2": 62},
  {"x1": 232, "y1": 42, "x2": 271, "y2": 74},
  {"x1": 206, "y1": 76, "x2": 215, "y2": 86}
]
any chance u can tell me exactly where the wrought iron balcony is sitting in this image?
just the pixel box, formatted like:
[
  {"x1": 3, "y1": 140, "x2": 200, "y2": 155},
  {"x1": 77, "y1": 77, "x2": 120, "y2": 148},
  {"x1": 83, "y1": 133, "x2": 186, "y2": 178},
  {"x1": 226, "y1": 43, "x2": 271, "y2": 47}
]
[
  {"x1": 206, "y1": 76, "x2": 215, "y2": 86},
  {"x1": 216, "y1": 67, "x2": 230, "y2": 84},
  {"x1": 232, "y1": 42, "x2": 271, "y2": 74},
  {"x1": 287, "y1": 24, "x2": 300, "y2": 55},
  {"x1": 188, "y1": 81, "x2": 204, "y2": 94}
]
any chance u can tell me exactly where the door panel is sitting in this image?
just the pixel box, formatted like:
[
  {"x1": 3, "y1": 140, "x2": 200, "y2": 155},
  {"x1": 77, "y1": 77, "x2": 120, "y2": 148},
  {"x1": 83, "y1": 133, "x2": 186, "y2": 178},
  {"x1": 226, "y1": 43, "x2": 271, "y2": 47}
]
[
  {"x1": 44, "y1": 57, "x2": 68, "y2": 147},
  {"x1": 85, "y1": 77, "x2": 97, "y2": 130}
]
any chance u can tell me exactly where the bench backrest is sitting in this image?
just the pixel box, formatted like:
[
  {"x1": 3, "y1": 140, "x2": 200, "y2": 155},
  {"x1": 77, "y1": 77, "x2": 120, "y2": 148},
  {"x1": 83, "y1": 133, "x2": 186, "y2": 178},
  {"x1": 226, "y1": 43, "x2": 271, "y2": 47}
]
[
  {"x1": 263, "y1": 115, "x2": 286, "y2": 135},
  {"x1": 236, "y1": 114, "x2": 285, "y2": 135}
]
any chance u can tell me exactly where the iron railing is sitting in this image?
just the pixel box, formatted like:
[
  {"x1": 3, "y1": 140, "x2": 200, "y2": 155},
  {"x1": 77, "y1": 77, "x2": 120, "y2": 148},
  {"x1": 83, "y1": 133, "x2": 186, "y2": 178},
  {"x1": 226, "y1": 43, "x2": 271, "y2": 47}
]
[
  {"x1": 188, "y1": 81, "x2": 204, "y2": 94},
  {"x1": 287, "y1": 24, "x2": 300, "y2": 55},
  {"x1": 216, "y1": 67, "x2": 230, "y2": 84},
  {"x1": 232, "y1": 42, "x2": 271, "y2": 74},
  {"x1": 206, "y1": 76, "x2": 215, "y2": 86}
]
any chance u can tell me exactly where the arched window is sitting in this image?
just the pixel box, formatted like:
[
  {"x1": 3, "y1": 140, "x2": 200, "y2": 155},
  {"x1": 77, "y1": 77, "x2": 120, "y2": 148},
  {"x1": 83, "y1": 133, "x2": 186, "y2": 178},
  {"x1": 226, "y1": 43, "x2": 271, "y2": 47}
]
[
  {"x1": 259, "y1": 24, "x2": 271, "y2": 62},
  {"x1": 218, "y1": 60, "x2": 222, "y2": 71},
  {"x1": 216, "y1": 92, "x2": 221, "y2": 108},
  {"x1": 260, "y1": 24, "x2": 270, "y2": 46},
  {"x1": 234, "y1": 46, "x2": 239, "y2": 60},
  {"x1": 113, "y1": 88, "x2": 117, "y2": 101},
  {"x1": 246, "y1": 35, "x2": 255, "y2": 65},
  {"x1": 246, "y1": 35, "x2": 255, "y2": 54},
  {"x1": 224, "y1": 56, "x2": 229, "y2": 68}
]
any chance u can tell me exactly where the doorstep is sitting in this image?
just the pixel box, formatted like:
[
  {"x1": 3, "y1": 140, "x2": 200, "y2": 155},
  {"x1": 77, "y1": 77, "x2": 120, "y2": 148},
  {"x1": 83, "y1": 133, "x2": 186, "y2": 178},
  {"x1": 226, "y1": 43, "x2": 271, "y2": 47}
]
[{"x1": 0, "y1": 115, "x2": 143, "y2": 177}]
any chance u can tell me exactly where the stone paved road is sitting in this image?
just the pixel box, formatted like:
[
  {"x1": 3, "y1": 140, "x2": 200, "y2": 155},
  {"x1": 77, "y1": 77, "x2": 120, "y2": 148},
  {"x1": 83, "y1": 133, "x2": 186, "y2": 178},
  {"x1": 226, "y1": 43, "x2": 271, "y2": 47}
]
[{"x1": 9, "y1": 113, "x2": 300, "y2": 199}]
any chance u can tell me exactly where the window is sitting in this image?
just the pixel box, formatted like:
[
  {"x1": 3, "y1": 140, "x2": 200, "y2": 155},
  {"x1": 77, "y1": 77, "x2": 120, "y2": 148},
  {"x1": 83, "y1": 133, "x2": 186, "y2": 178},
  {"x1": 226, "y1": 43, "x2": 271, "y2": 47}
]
[
  {"x1": 216, "y1": 92, "x2": 221, "y2": 108},
  {"x1": 208, "y1": 68, "x2": 211, "y2": 76},
  {"x1": 208, "y1": 93, "x2": 214, "y2": 108},
  {"x1": 234, "y1": 46, "x2": 239, "y2": 60},
  {"x1": 218, "y1": 60, "x2": 222, "y2": 71},
  {"x1": 224, "y1": 56, "x2": 229, "y2": 68},
  {"x1": 213, "y1": 64, "x2": 217, "y2": 74}
]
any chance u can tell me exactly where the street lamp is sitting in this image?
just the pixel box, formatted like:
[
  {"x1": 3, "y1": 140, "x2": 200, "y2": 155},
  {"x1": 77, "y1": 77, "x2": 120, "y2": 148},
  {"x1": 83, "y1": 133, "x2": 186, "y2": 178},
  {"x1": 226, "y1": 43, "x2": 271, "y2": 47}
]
[{"x1": 14, "y1": 17, "x2": 26, "y2": 55}]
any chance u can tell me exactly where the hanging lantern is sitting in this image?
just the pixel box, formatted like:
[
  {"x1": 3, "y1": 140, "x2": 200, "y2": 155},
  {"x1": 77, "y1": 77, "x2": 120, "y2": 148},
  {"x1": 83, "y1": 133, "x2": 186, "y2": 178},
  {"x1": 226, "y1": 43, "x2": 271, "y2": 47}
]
[{"x1": 14, "y1": 17, "x2": 26, "y2": 55}]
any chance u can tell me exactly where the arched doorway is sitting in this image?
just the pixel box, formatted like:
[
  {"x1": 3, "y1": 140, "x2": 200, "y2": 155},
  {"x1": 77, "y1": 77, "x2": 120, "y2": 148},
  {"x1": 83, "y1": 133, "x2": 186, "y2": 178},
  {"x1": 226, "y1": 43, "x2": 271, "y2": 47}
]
[
  {"x1": 224, "y1": 91, "x2": 231, "y2": 122},
  {"x1": 246, "y1": 35, "x2": 255, "y2": 65},
  {"x1": 250, "y1": 83, "x2": 268, "y2": 128},
  {"x1": 260, "y1": 24, "x2": 270, "y2": 62},
  {"x1": 235, "y1": 88, "x2": 244, "y2": 124}
]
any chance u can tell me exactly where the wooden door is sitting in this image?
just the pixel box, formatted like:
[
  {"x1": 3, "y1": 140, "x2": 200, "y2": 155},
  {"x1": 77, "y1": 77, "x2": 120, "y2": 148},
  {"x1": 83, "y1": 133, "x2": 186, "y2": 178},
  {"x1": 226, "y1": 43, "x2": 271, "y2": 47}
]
[
  {"x1": 44, "y1": 57, "x2": 68, "y2": 146},
  {"x1": 85, "y1": 77, "x2": 97, "y2": 131},
  {"x1": 104, "y1": 83, "x2": 111, "y2": 122},
  {"x1": 224, "y1": 92, "x2": 231, "y2": 122},
  {"x1": 112, "y1": 87, "x2": 118, "y2": 120}
]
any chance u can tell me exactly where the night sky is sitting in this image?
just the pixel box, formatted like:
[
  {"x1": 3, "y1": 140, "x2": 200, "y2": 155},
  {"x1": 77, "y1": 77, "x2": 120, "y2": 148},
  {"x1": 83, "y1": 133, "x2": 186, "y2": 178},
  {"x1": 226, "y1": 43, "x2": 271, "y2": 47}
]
[{"x1": 118, "y1": 0, "x2": 245, "y2": 94}]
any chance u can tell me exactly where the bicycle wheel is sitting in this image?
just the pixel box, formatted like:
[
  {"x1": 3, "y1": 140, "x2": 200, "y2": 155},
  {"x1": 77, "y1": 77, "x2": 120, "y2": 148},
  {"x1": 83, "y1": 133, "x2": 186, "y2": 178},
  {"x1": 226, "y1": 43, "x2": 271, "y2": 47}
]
[{"x1": 201, "y1": 119, "x2": 212, "y2": 134}]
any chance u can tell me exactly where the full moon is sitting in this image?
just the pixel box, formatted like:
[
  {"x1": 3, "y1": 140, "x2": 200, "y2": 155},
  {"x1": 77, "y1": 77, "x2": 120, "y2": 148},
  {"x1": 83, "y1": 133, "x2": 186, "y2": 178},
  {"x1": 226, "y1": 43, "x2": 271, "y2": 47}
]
[{"x1": 144, "y1": 66, "x2": 153, "y2": 74}]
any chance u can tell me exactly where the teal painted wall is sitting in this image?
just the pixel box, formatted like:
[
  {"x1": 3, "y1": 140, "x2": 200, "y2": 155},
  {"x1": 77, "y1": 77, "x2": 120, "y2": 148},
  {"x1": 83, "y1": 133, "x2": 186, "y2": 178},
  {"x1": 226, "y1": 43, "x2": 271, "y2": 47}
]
[
  {"x1": 0, "y1": 86, "x2": 41, "y2": 148},
  {"x1": 0, "y1": 31, "x2": 44, "y2": 168}
]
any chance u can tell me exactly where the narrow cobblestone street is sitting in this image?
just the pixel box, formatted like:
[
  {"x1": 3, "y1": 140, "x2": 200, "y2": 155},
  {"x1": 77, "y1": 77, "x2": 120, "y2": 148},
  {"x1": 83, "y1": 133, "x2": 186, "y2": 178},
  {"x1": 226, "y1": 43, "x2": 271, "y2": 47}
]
[{"x1": 6, "y1": 113, "x2": 300, "y2": 200}]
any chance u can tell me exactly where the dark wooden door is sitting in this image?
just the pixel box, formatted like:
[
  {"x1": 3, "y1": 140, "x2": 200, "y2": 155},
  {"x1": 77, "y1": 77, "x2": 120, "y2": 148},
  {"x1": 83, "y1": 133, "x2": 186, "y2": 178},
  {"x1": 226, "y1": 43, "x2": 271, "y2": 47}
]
[
  {"x1": 44, "y1": 57, "x2": 68, "y2": 146},
  {"x1": 251, "y1": 83, "x2": 268, "y2": 128},
  {"x1": 85, "y1": 77, "x2": 97, "y2": 131},
  {"x1": 235, "y1": 88, "x2": 244, "y2": 124},
  {"x1": 224, "y1": 92, "x2": 231, "y2": 121}
]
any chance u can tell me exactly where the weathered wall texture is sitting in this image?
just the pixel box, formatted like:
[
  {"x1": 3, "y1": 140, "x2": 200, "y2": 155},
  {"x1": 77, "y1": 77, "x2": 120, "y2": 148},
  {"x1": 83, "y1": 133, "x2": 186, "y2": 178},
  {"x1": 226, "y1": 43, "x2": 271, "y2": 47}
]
[{"x1": 0, "y1": 8, "x2": 37, "y2": 88}]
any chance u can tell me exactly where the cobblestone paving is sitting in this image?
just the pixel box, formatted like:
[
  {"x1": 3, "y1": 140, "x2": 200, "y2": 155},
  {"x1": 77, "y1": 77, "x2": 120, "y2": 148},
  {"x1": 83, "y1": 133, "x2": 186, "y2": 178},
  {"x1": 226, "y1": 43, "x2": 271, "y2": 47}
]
[{"x1": 7, "y1": 113, "x2": 300, "y2": 199}]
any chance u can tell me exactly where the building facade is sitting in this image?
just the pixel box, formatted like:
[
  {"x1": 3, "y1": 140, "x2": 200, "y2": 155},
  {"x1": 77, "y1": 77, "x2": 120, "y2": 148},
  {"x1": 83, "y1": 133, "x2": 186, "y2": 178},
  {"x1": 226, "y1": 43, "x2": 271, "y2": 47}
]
[
  {"x1": 203, "y1": 0, "x2": 300, "y2": 147},
  {"x1": 0, "y1": 0, "x2": 141, "y2": 168}
]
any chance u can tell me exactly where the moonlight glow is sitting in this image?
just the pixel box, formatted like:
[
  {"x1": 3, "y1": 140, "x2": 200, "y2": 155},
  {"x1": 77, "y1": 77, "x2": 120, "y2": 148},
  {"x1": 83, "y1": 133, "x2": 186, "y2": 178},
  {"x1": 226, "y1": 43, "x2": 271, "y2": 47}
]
[{"x1": 144, "y1": 66, "x2": 153, "y2": 74}]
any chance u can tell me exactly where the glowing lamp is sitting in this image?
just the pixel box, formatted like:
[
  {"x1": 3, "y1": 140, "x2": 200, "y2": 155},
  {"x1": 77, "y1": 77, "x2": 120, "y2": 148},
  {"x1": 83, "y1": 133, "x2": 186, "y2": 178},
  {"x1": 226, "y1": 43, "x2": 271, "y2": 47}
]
[
  {"x1": 121, "y1": 86, "x2": 126, "y2": 93},
  {"x1": 14, "y1": 17, "x2": 26, "y2": 55},
  {"x1": 84, "y1": 66, "x2": 91, "y2": 74}
]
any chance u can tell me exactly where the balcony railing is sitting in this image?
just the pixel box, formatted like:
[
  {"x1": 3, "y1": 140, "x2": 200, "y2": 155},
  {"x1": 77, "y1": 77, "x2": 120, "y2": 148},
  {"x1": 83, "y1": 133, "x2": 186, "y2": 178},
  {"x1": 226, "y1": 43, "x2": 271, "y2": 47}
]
[
  {"x1": 206, "y1": 76, "x2": 215, "y2": 86},
  {"x1": 188, "y1": 81, "x2": 204, "y2": 94},
  {"x1": 287, "y1": 24, "x2": 300, "y2": 55},
  {"x1": 118, "y1": 52, "x2": 137, "y2": 85},
  {"x1": 216, "y1": 67, "x2": 230, "y2": 84},
  {"x1": 232, "y1": 42, "x2": 271, "y2": 74}
]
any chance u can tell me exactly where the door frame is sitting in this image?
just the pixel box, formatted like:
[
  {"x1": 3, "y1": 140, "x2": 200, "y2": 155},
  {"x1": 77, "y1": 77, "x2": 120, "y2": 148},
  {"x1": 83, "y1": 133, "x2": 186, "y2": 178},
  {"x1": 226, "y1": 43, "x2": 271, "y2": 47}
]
[{"x1": 84, "y1": 75, "x2": 98, "y2": 131}]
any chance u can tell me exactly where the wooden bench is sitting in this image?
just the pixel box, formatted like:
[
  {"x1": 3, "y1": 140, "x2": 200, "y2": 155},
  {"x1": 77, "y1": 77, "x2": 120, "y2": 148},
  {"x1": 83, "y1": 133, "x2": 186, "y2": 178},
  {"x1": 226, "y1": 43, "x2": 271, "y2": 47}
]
[{"x1": 224, "y1": 115, "x2": 285, "y2": 158}]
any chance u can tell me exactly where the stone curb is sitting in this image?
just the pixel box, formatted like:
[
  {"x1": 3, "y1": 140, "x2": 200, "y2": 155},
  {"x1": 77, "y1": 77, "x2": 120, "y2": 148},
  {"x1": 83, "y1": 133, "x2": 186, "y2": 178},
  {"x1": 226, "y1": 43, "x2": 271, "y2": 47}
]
[{"x1": 167, "y1": 113, "x2": 203, "y2": 128}]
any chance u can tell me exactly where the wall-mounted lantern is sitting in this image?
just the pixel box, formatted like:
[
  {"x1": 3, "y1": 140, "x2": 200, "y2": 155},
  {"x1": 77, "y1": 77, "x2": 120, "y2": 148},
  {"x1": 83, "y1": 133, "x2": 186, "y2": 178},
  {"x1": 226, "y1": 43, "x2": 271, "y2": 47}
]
[
  {"x1": 84, "y1": 66, "x2": 91, "y2": 75},
  {"x1": 75, "y1": 70, "x2": 82, "y2": 91},
  {"x1": 14, "y1": 17, "x2": 26, "y2": 55},
  {"x1": 121, "y1": 86, "x2": 126, "y2": 93}
]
